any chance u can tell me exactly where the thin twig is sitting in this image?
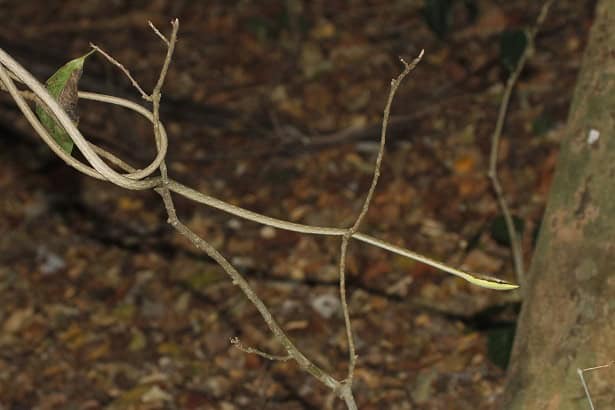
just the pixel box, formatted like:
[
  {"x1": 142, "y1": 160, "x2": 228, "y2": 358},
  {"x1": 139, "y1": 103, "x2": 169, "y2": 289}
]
[
  {"x1": 157, "y1": 184, "x2": 343, "y2": 390},
  {"x1": 90, "y1": 142, "x2": 138, "y2": 172},
  {"x1": 134, "y1": 19, "x2": 356, "y2": 408},
  {"x1": 350, "y1": 52, "x2": 424, "y2": 232},
  {"x1": 89, "y1": 43, "x2": 150, "y2": 100},
  {"x1": 487, "y1": 0, "x2": 555, "y2": 290},
  {"x1": 0, "y1": 80, "x2": 38, "y2": 102},
  {"x1": 149, "y1": 20, "x2": 170, "y2": 46},
  {"x1": 230, "y1": 337, "x2": 292, "y2": 361},
  {"x1": 337, "y1": 50, "x2": 424, "y2": 387},
  {"x1": 150, "y1": 19, "x2": 176, "y2": 95},
  {"x1": 577, "y1": 361, "x2": 613, "y2": 410},
  {"x1": 150, "y1": 19, "x2": 178, "y2": 152}
]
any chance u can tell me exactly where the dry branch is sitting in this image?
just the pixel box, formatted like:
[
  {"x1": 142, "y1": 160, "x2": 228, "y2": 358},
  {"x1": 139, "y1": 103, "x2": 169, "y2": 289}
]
[{"x1": 487, "y1": 0, "x2": 555, "y2": 290}]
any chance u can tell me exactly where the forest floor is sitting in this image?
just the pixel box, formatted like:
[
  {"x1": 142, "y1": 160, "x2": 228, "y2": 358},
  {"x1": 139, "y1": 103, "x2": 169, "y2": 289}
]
[{"x1": 0, "y1": 1, "x2": 594, "y2": 409}]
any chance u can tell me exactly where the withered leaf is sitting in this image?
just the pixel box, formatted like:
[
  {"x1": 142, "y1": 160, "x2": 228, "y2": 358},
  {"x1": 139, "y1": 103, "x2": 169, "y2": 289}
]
[{"x1": 35, "y1": 50, "x2": 94, "y2": 154}]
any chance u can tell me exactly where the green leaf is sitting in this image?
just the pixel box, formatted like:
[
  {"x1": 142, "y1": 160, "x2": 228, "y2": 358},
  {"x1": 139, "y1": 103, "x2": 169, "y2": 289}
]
[
  {"x1": 422, "y1": 0, "x2": 453, "y2": 39},
  {"x1": 500, "y1": 29, "x2": 528, "y2": 72},
  {"x1": 35, "y1": 50, "x2": 94, "y2": 154},
  {"x1": 490, "y1": 215, "x2": 524, "y2": 246}
]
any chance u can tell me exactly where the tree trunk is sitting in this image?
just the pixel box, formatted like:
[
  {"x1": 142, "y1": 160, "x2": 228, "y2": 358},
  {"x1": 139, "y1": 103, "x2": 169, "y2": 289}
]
[{"x1": 502, "y1": 0, "x2": 615, "y2": 408}]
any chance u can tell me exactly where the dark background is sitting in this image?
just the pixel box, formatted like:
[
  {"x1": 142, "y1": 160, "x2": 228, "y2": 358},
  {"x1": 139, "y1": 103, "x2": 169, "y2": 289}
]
[{"x1": 0, "y1": 1, "x2": 594, "y2": 409}]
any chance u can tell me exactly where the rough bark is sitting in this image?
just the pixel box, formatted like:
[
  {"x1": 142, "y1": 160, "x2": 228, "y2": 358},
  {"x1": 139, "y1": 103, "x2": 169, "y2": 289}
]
[{"x1": 502, "y1": 0, "x2": 615, "y2": 408}]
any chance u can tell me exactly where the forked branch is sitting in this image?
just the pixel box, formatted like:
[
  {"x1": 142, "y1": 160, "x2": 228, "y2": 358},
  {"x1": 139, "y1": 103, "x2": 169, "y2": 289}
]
[
  {"x1": 337, "y1": 52, "x2": 424, "y2": 387},
  {"x1": 0, "y1": 18, "x2": 520, "y2": 410}
]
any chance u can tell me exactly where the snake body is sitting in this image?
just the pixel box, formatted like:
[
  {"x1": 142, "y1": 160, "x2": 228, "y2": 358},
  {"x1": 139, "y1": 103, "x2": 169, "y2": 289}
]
[{"x1": 0, "y1": 46, "x2": 518, "y2": 291}]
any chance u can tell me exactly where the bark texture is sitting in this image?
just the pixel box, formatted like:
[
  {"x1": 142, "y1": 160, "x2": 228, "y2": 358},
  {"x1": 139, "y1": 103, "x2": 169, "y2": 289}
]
[{"x1": 502, "y1": 1, "x2": 615, "y2": 408}]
